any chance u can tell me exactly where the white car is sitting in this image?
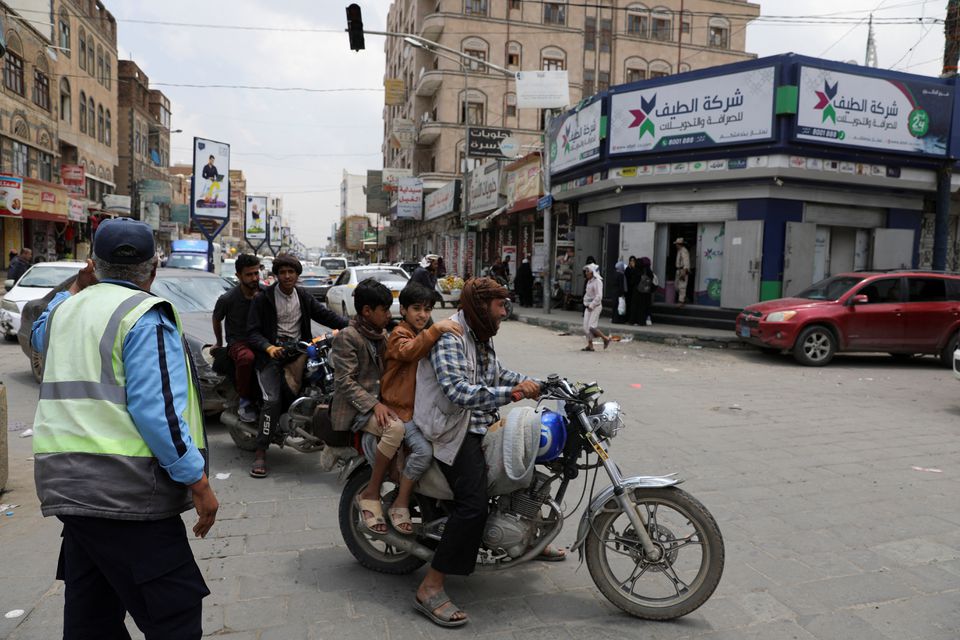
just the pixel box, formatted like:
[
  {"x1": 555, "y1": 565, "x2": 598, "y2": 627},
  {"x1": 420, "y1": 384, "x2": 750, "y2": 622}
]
[
  {"x1": 325, "y1": 266, "x2": 410, "y2": 318},
  {"x1": 953, "y1": 347, "x2": 960, "y2": 381},
  {"x1": 2, "y1": 261, "x2": 87, "y2": 340}
]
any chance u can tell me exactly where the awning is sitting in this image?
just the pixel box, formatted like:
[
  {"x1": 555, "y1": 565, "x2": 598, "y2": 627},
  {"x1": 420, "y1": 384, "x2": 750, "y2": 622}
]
[{"x1": 475, "y1": 203, "x2": 509, "y2": 230}]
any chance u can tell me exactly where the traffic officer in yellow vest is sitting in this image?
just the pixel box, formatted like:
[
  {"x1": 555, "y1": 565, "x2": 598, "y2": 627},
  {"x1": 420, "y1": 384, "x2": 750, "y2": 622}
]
[{"x1": 31, "y1": 218, "x2": 218, "y2": 639}]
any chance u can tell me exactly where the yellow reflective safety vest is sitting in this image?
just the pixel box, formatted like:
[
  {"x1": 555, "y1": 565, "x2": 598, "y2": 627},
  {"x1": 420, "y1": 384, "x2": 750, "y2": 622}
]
[{"x1": 33, "y1": 282, "x2": 206, "y2": 520}]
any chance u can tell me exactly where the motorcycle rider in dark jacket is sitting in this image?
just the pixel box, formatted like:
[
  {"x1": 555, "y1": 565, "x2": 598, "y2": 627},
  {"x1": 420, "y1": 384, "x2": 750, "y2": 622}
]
[{"x1": 246, "y1": 254, "x2": 348, "y2": 477}]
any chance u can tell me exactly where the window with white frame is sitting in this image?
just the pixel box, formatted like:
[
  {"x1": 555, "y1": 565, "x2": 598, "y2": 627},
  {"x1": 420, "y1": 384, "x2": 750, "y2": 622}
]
[
  {"x1": 583, "y1": 69, "x2": 595, "y2": 96},
  {"x1": 504, "y1": 93, "x2": 517, "y2": 118},
  {"x1": 651, "y1": 9, "x2": 672, "y2": 41},
  {"x1": 649, "y1": 60, "x2": 671, "y2": 78},
  {"x1": 464, "y1": 0, "x2": 487, "y2": 16},
  {"x1": 462, "y1": 37, "x2": 488, "y2": 73},
  {"x1": 543, "y1": 1, "x2": 565, "y2": 25},
  {"x1": 506, "y1": 41, "x2": 521, "y2": 68},
  {"x1": 708, "y1": 17, "x2": 730, "y2": 48},
  {"x1": 626, "y1": 4, "x2": 649, "y2": 36},
  {"x1": 541, "y1": 47, "x2": 566, "y2": 71}
]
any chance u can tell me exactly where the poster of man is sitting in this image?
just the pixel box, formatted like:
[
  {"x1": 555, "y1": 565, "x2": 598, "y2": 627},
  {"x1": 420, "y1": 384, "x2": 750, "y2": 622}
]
[
  {"x1": 192, "y1": 137, "x2": 230, "y2": 219},
  {"x1": 268, "y1": 213, "x2": 282, "y2": 250},
  {"x1": 245, "y1": 195, "x2": 267, "y2": 241}
]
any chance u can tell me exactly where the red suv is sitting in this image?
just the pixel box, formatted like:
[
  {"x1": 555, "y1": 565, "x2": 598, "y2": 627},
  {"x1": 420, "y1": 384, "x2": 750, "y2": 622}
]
[{"x1": 736, "y1": 272, "x2": 960, "y2": 366}]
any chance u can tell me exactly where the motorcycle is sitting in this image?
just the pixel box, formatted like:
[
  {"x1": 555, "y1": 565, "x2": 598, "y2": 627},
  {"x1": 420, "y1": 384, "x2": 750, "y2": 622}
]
[
  {"x1": 337, "y1": 374, "x2": 724, "y2": 620},
  {"x1": 216, "y1": 334, "x2": 353, "y2": 456}
]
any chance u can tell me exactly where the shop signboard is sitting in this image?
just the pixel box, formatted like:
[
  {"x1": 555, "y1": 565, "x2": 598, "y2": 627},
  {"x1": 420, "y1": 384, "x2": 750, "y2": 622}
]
[
  {"x1": 467, "y1": 161, "x2": 501, "y2": 215},
  {"x1": 396, "y1": 177, "x2": 423, "y2": 220},
  {"x1": 68, "y1": 198, "x2": 86, "y2": 222},
  {"x1": 344, "y1": 215, "x2": 368, "y2": 251},
  {"x1": 382, "y1": 167, "x2": 413, "y2": 192},
  {"x1": 609, "y1": 66, "x2": 776, "y2": 155},
  {"x1": 191, "y1": 137, "x2": 230, "y2": 220},
  {"x1": 170, "y1": 204, "x2": 190, "y2": 224},
  {"x1": 141, "y1": 202, "x2": 160, "y2": 230},
  {"x1": 139, "y1": 179, "x2": 172, "y2": 204},
  {"x1": 61, "y1": 164, "x2": 86, "y2": 197},
  {"x1": 390, "y1": 119, "x2": 417, "y2": 149},
  {"x1": 0, "y1": 174, "x2": 23, "y2": 216},
  {"x1": 505, "y1": 156, "x2": 541, "y2": 212},
  {"x1": 103, "y1": 194, "x2": 132, "y2": 216},
  {"x1": 467, "y1": 127, "x2": 513, "y2": 158},
  {"x1": 366, "y1": 170, "x2": 389, "y2": 214},
  {"x1": 424, "y1": 180, "x2": 460, "y2": 221},
  {"x1": 245, "y1": 195, "x2": 267, "y2": 241},
  {"x1": 794, "y1": 65, "x2": 952, "y2": 157},
  {"x1": 384, "y1": 78, "x2": 405, "y2": 106},
  {"x1": 548, "y1": 99, "x2": 602, "y2": 174},
  {"x1": 23, "y1": 180, "x2": 68, "y2": 219},
  {"x1": 516, "y1": 70, "x2": 570, "y2": 109}
]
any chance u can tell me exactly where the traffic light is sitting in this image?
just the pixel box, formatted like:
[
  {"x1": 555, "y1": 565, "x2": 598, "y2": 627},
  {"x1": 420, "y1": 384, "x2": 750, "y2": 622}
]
[{"x1": 346, "y1": 4, "x2": 365, "y2": 52}]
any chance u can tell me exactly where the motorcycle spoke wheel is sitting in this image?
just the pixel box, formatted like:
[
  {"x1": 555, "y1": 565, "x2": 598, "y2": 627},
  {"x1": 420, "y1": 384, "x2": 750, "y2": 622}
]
[{"x1": 585, "y1": 487, "x2": 724, "y2": 621}]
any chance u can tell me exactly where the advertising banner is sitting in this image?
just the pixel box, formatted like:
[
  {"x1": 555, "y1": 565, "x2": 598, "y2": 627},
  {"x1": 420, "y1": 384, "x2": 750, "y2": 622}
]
[
  {"x1": 424, "y1": 180, "x2": 460, "y2": 221},
  {"x1": 396, "y1": 177, "x2": 423, "y2": 220},
  {"x1": 384, "y1": 78, "x2": 405, "y2": 106},
  {"x1": 390, "y1": 119, "x2": 417, "y2": 149},
  {"x1": 245, "y1": 195, "x2": 267, "y2": 241},
  {"x1": 505, "y1": 156, "x2": 541, "y2": 212},
  {"x1": 382, "y1": 168, "x2": 413, "y2": 192},
  {"x1": 795, "y1": 66, "x2": 952, "y2": 157},
  {"x1": 61, "y1": 164, "x2": 86, "y2": 198},
  {"x1": 366, "y1": 170, "x2": 389, "y2": 214},
  {"x1": 139, "y1": 179, "x2": 172, "y2": 204},
  {"x1": 344, "y1": 215, "x2": 367, "y2": 251},
  {"x1": 191, "y1": 137, "x2": 230, "y2": 219},
  {"x1": 609, "y1": 66, "x2": 776, "y2": 155},
  {"x1": 516, "y1": 70, "x2": 570, "y2": 109},
  {"x1": 268, "y1": 214, "x2": 282, "y2": 251},
  {"x1": 548, "y1": 99, "x2": 602, "y2": 174},
  {"x1": 467, "y1": 127, "x2": 513, "y2": 158},
  {"x1": 102, "y1": 194, "x2": 132, "y2": 216},
  {"x1": 467, "y1": 161, "x2": 501, "y2": 216},
  {"x1": 23, "y1": 179, "x2": 68, "y2": 219},
  {"x1": 68, "y1": 198, "x2": 86, "y2": 222},
  {"x1": 0, "y1": 174, "x2": 23, "y2": 216}
]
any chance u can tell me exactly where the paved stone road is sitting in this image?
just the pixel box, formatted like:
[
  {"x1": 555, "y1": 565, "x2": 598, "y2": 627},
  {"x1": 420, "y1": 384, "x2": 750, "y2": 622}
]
[{"x1": 1, "y1": 321, "x2": 958, "y2": 639}]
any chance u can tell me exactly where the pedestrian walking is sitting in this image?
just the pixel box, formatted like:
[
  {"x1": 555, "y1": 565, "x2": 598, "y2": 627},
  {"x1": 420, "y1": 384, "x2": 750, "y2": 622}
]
[
  {"x1": 636, "y1": 256, "x2": 658, "y2": 326},
  {"x1": 515, "y1": 256, "x2": 534, "y2": 307},
  {"x1": 7, "y1": 247, "x2": 32, "y2": 283},
  {"x1": 625, "y1": 256, "x2": 639, "y2": 323},
  {"x1": 30, "y1": 218, "x2": 218, "y2": 639},
  {"x1": 611, "y1": 261, "x2": 629, "y2": 324},
  {"x1": 674, "y1": 238, "x2": 691, "y2": 306},
  {"x1": 582, "y1": 263, "x2": 610, "y2": 351}
]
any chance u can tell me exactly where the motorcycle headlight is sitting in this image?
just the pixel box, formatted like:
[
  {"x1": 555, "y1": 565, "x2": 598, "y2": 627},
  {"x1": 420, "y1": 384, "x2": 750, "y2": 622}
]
[
  {"x1": 2, "y1": 299, "x2": 19, "y2": 313},
  {"x1": 589, "y1": 401, "x2": 623, "y2": 440},
  {"x1": 766, "y1": 310, "x2": 797, "y2": 322}
]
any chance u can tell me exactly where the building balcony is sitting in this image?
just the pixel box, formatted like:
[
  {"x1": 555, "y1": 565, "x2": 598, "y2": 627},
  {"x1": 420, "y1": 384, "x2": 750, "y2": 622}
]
[
  {"x1": 418, "y1": 119, "x2": 444, "y2": 144},
  {"x1": 416, "y1": 69, "x2": 444, "y2": 97},
  {"x1": 420, "y1": 13, "x2": 444, "y2": 41}
]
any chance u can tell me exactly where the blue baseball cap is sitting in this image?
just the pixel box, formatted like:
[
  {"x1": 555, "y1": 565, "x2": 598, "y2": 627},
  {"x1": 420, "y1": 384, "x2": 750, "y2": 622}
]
[{"x1": 93, "y1": 218, "x2": 155, "y2": 264}]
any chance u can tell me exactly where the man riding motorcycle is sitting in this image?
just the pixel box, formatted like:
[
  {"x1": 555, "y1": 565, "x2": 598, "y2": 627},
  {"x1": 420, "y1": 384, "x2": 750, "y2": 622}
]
[
  {"x1": 246, "y1": 254, "x2": 348, "y2": 478},
  {"x1": 213, "y1": 254, "x2": 262, "y2": 423}
]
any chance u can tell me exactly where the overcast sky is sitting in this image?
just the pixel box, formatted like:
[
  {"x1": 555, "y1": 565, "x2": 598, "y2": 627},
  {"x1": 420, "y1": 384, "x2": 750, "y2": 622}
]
[{"x1": 110, "y1": 0, "x2": 947, "y2": 247}]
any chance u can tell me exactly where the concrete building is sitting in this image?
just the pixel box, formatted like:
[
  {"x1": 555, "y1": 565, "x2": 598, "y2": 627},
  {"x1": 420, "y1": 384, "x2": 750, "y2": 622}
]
[
  {"x1": 382, "y1": 0, "x2": 759, "y2": 184},
  {"x1": 227, "y1": 168, "x2": 245, "y2": 247}
]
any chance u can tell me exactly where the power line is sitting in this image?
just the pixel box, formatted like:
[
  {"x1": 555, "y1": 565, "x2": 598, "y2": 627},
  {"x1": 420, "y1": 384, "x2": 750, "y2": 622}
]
[{"x1": 152, "y1": 83, "x2": 382, "y2": 93}]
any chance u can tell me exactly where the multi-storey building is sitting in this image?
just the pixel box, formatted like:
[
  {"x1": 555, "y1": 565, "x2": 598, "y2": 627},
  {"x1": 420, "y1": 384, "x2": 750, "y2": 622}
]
[
  {"x1": 227, "y1": 169, "x2": 245, "y2": 247},
  {"x1": 383, "y1": 0, "x2": 759, "y2": 183}
]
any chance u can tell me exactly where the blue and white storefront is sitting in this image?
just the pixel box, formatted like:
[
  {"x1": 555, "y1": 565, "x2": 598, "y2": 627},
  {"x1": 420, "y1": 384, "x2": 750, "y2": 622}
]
[{"x1": 547, "y1": 53, "x2": 960, "y2": 309}]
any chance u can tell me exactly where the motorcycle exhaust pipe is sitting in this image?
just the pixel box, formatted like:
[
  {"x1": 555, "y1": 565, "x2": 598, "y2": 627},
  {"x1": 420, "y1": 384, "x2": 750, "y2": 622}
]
[
  {"x1": 370, "y1": 529, "x2": 434, "y2": 563},
  {"x1": 220, "y1": 412, "x2": 260, "y2": 437}
]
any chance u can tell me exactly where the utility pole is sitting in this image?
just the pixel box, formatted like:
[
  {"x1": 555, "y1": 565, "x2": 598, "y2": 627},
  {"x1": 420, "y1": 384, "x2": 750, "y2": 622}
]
[{"x1": 935, "y1": 0, "x2": 960, "y2": 271}]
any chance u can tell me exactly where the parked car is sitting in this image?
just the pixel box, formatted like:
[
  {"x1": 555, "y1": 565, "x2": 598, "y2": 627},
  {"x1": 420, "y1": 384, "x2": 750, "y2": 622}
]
[
  {"x1": 1, "y1": 261, "x2": 87, "y2": 341},
  {"x1": 325, "y1": 266, "x2": 410, "y2": 318},
  {"x1": 299, "y1": 267, "x2": 334, "y2": 303},
  {"x1": 17, "y1": 268, "x2": 234, "y2": 414},
  {"x1": 736, "y1": 271, "x2": 960, "y2": 367},
  {"x1": 395, "y1": 261, "x2": 420, "y2": 276}
]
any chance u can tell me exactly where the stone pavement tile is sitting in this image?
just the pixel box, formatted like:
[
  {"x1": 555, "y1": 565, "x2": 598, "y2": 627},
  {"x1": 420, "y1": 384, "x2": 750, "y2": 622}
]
[
  {"x1": 710, "y1": 558, "x2": 777, "y2": 592},
  {"x1": 797, "y1": 610, "x2": 897, "y2": 640},
  {"x1": 852, "y1": 594, "x2": 960, "y2": 640},
  {"x1": 203, "y1": 550, "x2": 300, "y2": 580},
  {"x1": 762, "y1": 584, "x2": 832, "y2": 617},
  {"x1": 203, "y1": 631, "x2": 257, "y2": 640},
  {"x1": 744, "y1": 554, "x2": 834, "y2": 586},
  {"x1": 792, "y1": 551, "x2": 865, "y2": 580},
  {"x1": 512, "y1": 625, "x2": 575, "y2": 640},
  {"x1": 202, "y1": 602, "x2": 224, "y2": 635},
  {"x1": 204, "y1": 576, "x2": 240, "y2": 605},
  {"x1": 212, "y1": 516, "x2": 274, "y2": 537},
  {"x1": 887, "y1": 563, "x2": 960, "y2": 594},
  {"x1": 223, "y1": 595, "x2": 288, "y2": 631},
  {"x1": 832, "y1": 515, "x2": 958, "y2": 548},
  {"x1": 689, "y1": 619, "x2": 817, "y2": 640},
  {"x1": 260, "y1": 622, "x2": 311, "y2": 639},
  {"x1": 682, "y1": 594, "x2": 755, "y2": 632},
  {"x1": 457, "y1": 567, "x2": 568, "y2": 603},
  {"x1": 566, "y1": 615, "x2": 705, "y2": 640},
  {"x1": 804, "y1": 570, "x2": 917, "y2": 609},
  {"x1": 437, "y1": 596, "x2": 541, "y2": 636},
  {"x1": 0, "y1": 576, "x2": 54, "y2": 613},
  {"x1": 245, "y1": 528, "x2": 336, "y2": 553},
  {"x1": 842, "y1": 548, "x2": 896, "y2": 573},
  {"x1": 732, "y1": 590, "x2": 795, "y2": 624},
  {"x1": 871, "y1": 538, "x2": 960, "y2": 565},
  {"x1": 190, "y1": 535, "x2": 245, "y2": 560},
  {"x1": 237, "y1": 569, "x2": 319, "y2": 600},
  {"x1": 215, "y1": 501, "x2": 245, "y2": 520},
  {"x1": 523, "y1": 589, "x2": 617, "y2": 624},
  {"x1": 243, "y1": 499, "x2": 280, "y2": 517},
  {"x1": 310, "y1": 617, "x2": 389, "y2": 640},
  {"x1": 756, "y1": 529, "x2": 856, "y2": 558},
  {"x1": 280, "y1": 496, "x2": 340, "y2": 517}
]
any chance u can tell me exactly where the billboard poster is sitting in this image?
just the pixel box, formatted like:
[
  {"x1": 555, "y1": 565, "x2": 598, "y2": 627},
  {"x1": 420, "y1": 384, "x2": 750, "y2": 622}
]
[
  {"x1": 548, "y1": 99, "x2": 602, "y2": 174},
  {"x1": 245, "y1": 195, "x2": 267, "y2": 241},
  {"x1": 382, "y1": 167, "x2": 413, "y2": 192},
  {"x1": 344, "y1": 216, "x2": 367, "y2": 251},
  {"x1": 424, "y1": 180, "x2": 460, "y2": 221},
  {"x1": 268, "y1": 214, "x2": 282, "y2": 251},
  {"x1": 467, "y1": 127, "x2": 512, "y2": 158},
  {"x1": 191, "y1": 137, "x2": 230, "y2": 219},
  {"x1": 61, "y1": 164, "x2": 86, "y2": 198},
  {"x1": 467, "y1": 161, "x2": 501, "y2": 215},
  {"x1": 396, "y1": 177, "x2": 423, "y2": 220},
  {"x1": 0, "y1": 174, "x2": 23, "y2": 215},
  {"x1": 609, "y1": 67, "x2": 776, "y2": 155},
  {"x1": 795, "y1": 66, "x2": 952, "y2": 156},
  {"x1": 516, "y1": 70, "x2": 570, "y2": 109}
]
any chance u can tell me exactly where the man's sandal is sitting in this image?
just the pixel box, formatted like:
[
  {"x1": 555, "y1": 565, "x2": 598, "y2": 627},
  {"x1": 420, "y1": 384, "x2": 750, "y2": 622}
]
[
  {"x1": 388, "y1": 507, "x2": 414, "y2": 535},
  {"x1": 413, "y1": 590, "x2": 468, "y2": 628},
  {"x1": 355, "y1": 497, "x2": 386, "y2": 534},
  {"x1": 535, "y1": 545, "x2": 568, "y2": 562}
]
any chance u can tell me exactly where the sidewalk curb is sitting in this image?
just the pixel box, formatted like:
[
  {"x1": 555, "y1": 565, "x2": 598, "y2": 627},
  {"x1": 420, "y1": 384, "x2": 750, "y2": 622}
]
[{"x1": 510, "y1": 310, "x2": 747, "y2": 350}]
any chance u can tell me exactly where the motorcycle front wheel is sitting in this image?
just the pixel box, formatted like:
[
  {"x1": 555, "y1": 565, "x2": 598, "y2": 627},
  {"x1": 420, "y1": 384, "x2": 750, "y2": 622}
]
[
  {"x1": 338, "y1": 465, "x2": 426, "y2": 575},
  {"x1": 585, "y1": 487, "x2": 724, "y2": 620}
]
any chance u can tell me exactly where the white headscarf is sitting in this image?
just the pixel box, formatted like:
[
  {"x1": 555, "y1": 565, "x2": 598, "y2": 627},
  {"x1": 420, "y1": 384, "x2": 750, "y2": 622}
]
[
  {"x1": 584, "y1": 262, "x2": 602, "y2": 282},
  {"x1": 419, "y1": 254, "x2": 440, "y2": 268}
]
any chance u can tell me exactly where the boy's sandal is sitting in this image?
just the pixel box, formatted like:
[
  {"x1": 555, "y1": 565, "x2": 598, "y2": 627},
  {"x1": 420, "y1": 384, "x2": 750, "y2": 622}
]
[
  {"x1": 355, "y1": 497, "x2": 386, "y2": 534},
  {"x1": 388, "y1": 507, "x2": 413, "y2": 535},
  {"x1": 249, "y1": 457, "x2": 267, "y2": 478},
  {"x1": 413, "y1": 590, "x2": 468, "y2": 628}
]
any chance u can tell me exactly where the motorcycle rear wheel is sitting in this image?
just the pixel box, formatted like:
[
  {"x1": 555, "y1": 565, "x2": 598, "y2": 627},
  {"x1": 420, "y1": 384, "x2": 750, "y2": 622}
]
[
  {"x1": 585, "y1": 487, "x2": 724, "y2": 620},
  {"x1": 339, "y1": 466, "x2": 426, "y2": 575},
  {"x1": 227, "y1": 418, "x2": 260, "y2": 452}
]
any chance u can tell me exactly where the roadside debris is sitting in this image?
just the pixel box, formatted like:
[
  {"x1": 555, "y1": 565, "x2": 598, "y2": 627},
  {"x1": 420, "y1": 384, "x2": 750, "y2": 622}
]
[
  {"x1": 910, "y1": 466, "x2": 943, "y2": 473},
  {"x1": 4, "y1": 610, "x2": 25, "y2": 619},
  {"x1": 19, "y1": 428, "x2": 33, "y2": 438},
  {"x1": 555, "y1": 331, "x2": 570, "y2": 336},
  {"x1": 214, "y1": 473, "x2": 231, "y2": 480},
  {"x1": 663, "y1": 367, "x2": 679, "y2": 373}
]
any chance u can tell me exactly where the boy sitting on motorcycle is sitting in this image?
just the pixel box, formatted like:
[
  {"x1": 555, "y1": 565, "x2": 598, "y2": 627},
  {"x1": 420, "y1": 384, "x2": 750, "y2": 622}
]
[
  {"x1": 329, "y1": 279, "x2": 406, "y2": 533},
  {"x1": 380, "y1": 282, "x2": 463, "y2": 534}
]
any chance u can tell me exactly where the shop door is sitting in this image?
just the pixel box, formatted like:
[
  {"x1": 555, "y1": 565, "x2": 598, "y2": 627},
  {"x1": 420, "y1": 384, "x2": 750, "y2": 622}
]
[
  {"x1": 783, "y1": 222, "x2": 817, "y2": 297},
  {"x1": 720, "y1": 220, "x2": 763, "y2": 309},
  {"x1": 871, "y1": 229, "x2": 915, "y2": 269},
  {"x1": 573, "y1": 226, "x2": 603, "y2": 297},
  {"x1": 830, "y1": 227, "x2": 857, "y2": 273},
  {"x1": 619, "y1": 222, "x2": 655, "y2": 263}
]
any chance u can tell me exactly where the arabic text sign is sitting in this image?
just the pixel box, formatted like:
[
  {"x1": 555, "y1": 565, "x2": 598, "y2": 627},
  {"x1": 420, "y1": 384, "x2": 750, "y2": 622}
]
[
  {"x1": 245, "y1": 195, "x2": 267, "y2": 241},
  {"x1": 467, "y1": 162, "x2": 501, "y2": 215},
  {"x1": 549, "y1": 99, "x2": 602, "y2": 173},
  {"x1": 382, "y1": 168, "x2": 413, "y2": 192},
  {"x1": 61, "y1": 164, "x2": 85, "y2": 198},
  {"x1": 609, "y1": 67, "x2": 776, "y2": 155},
  {"x1": 192, "y1": 137, "x2": 231, "y2": 220},
  {"x1": 516, "y1": 71, "x2": 570, "y2": 109},
  {"x1": 424, "y1": 180, "x2": 460, "y2": 221},
  {"x1": 395, "y1": 177, "x2": 423, "y2": 220},
  {"x1": 795, "y1": 66, "x2": 952, "y2": 157},
  {"x1": 468, "y1": 127, "x2": 512, "y2": 158},
  {"x1": 0, "y1": 174, "x2": 23, "y2": 215}
]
